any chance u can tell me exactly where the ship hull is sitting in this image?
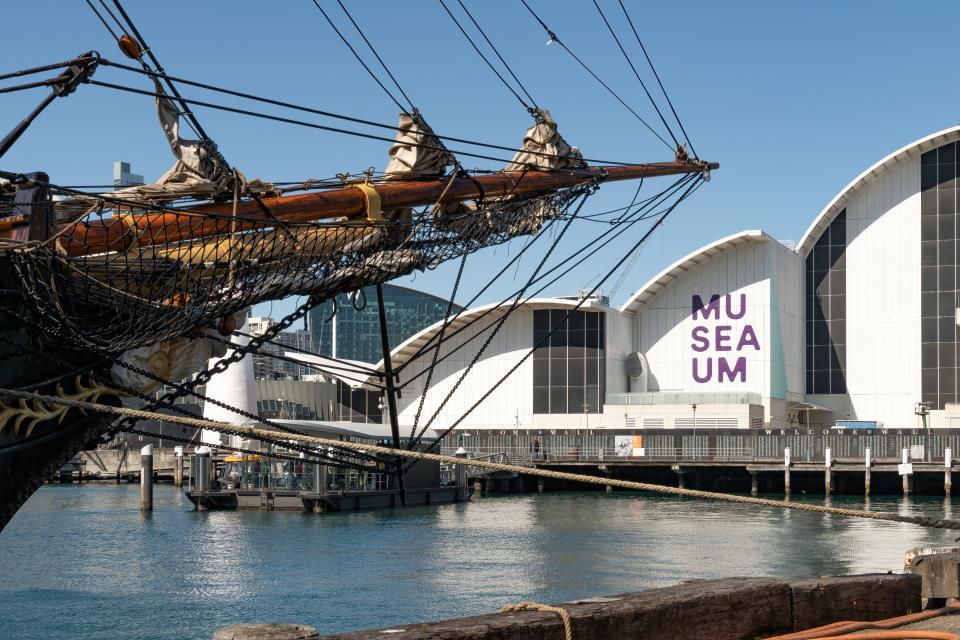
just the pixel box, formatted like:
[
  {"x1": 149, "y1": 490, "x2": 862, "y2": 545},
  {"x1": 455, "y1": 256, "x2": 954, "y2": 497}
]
[{"x1": 0, "y1": 261, "x2": 119, "y2": 531}]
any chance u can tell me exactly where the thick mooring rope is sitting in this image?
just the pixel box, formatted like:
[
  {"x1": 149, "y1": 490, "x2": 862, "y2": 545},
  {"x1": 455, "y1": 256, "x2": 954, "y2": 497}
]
[
  {"x1": 6, "y1": 387, "x2": 960, "y2": 532},
  {"x1": 502, "y1": 601, "x2": 573, "y2": 640}
]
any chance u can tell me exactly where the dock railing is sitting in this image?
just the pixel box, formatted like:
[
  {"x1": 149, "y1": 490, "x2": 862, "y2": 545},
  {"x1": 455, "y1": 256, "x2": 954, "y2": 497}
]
[{"x1": 441, "y1": 429, "x2": 960, "y2": 466}]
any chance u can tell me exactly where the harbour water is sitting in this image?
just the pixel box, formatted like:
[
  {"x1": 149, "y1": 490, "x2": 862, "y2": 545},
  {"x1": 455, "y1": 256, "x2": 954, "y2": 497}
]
[{"x1": 1, "y1": 485, "x2": 956, "y2": 640}]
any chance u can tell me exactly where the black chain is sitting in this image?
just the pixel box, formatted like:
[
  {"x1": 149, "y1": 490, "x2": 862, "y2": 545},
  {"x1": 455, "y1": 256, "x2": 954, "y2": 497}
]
[
  {"x1": 0, "y1": 301, "x2": 391, "y2": 470},
  {"x1": 107, "y1": 298, "x2": 318, "y2": 433}
]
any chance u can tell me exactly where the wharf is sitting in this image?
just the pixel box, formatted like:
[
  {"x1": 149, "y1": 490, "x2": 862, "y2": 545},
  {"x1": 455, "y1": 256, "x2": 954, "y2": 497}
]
[
  {"x1": 214, "y1": 573, "x2": 923, "y2": 640},
  {"x1": 185, "y1": 451, "x2": 472, "y2": 513},
  {"x1": 453, "y1": 428, "x2": 960, "y2": 496}
]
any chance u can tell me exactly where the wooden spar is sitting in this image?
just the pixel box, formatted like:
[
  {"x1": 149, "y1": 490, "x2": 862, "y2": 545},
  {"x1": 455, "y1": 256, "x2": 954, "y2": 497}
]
[{"x1": 53, "y1": 160, "x2": 716, "y2": 256}]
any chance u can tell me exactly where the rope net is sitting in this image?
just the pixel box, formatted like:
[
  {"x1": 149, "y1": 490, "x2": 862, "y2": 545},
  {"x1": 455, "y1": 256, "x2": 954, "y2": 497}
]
[{"x1": 1, "y1": 180, "x2": 592, "y2": 353}]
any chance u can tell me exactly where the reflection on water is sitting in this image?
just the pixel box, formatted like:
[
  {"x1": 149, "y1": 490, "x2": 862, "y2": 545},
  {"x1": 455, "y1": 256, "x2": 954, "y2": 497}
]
[{"x1": 0, "y1": 485, "x2": 954, "y2": 640}]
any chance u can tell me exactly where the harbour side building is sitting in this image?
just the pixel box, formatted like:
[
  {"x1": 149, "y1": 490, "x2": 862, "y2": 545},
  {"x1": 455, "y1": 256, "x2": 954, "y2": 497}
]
[
  {"x1": 308, "y1": 284, "x2": 463, "y2": 364},
  {"x1": 365, "y1": 126, "x2": 960, "y2": 441}
]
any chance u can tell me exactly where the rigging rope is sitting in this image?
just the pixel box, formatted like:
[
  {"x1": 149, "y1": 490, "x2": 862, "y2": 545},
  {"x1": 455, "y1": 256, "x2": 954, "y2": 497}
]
[
  {"x1": 617, "y1": 0, "x2": 698, "y2": 160},
  {"x1": 0, "y1": 305, "x2": 386, "y2": 469},
  {"x1": 452, "y1": 0, "x2": 539, "y2": 110},
  {"x1": 409, "y1": 253, "x2": 467, "y2": 444},
  {"x1": 5, "y1": 388, "x2": 960, "y2": 532},
  {"x1": 412, "y1": 187, "x2": 592, "y2": 447},
  {"x1": 437, "y1": 0, "x2": 534, "y2": 113},
  {"x1": 395, "y1": 173, "x2": 697, "y2": 386},
  {"x1": 90, "y1": 78, "x2": 623, "y2": 167},
  {"x1": 333, "y1": 0, "x2": 417, "y2": 114},
  {"x1": 309, "y1": 0, "x2": 410, "y2": 114},
  {"x1": 83, "y1": 0, "x2": 121, "y2": 43},
  {"x1": 106, "y1": 0, "x2": 208, "y2": 140},
  {"x1": 517, "y1": 0, "x2": 674, "y2": 152},
  {"x1": 420, "y1": 176, "x2": 704, "y2": 451},
  {"x1": 391, "y1": 175, "x2": 691, "y2": 377},
  {"x1": 203, "y1": 333, "x2": 390, "y2": 392},
  {"x1": 92, "y1": 59, "x2": 653, "y2": 167},
  {"x1": 590, "y1": 0, "x2": 680, "y2": 149}
]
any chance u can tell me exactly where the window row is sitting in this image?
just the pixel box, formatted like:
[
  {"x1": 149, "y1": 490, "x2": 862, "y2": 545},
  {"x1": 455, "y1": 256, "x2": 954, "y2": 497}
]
[{"x1": 532, "y1": 310, "x2": 606, "y2": 414}]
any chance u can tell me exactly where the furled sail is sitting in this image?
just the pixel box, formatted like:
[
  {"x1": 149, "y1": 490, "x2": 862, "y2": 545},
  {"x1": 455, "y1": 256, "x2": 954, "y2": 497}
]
[
  {"x1": 385, "y1": 112, "x2": 454, "y2": 178},
  {"x1": 505, "y1": 109, "x2": 583, "y2": 171}
]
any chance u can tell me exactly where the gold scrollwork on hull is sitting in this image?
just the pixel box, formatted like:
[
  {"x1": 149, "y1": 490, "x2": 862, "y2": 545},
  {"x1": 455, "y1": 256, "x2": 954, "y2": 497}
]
[{"x1": 0, "y1": 376, "x2": 122, "y2": 438}]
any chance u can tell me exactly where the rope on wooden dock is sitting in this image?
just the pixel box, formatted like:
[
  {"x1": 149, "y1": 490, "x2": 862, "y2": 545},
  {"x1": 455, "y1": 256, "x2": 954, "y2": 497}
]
[
  {"x1": 6, "y1": 387, "x2": 960, "y2": 532},
  {"x1": 501, "y1": 600, "x2": 573, "y2": 640}
]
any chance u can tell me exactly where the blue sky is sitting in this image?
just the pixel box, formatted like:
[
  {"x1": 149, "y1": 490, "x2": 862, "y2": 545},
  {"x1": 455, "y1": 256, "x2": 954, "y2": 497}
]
[{"x1": 3, "y1": 1, "x2": 959, "y2": 319}]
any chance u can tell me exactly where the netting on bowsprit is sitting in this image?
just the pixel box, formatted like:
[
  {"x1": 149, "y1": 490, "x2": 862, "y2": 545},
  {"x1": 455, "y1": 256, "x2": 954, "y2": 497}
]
[{"x1": 3, "y1": 185, "x2": 588, "y2": 353}]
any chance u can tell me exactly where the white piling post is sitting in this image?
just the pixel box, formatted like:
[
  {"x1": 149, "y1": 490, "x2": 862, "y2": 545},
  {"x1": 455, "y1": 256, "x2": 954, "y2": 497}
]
[
  {"x1": 946, "y1": 447, "x2": 953, "y2": 496},
  {"x1": 140, "y1": 444, "x2": 153, "y2": 512},
  {"x1": 173, "y1": 446, "x2": 184, "y2": 488},
  {"x1": 824, "y1": 447, "x2": 832, "y2": 495},
  {"x1": 784, "y1": 447, "x2": 791, "y2": 496},
  {"x1": 864, "y1": 447, "x2": 871, "y2": 496},
  {"x1": 902, "y1": 448, "x2": 911, "y2": 496}
]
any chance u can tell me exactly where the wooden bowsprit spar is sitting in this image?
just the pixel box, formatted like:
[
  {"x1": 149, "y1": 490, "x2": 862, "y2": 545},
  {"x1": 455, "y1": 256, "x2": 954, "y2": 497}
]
[{"x1": 50, "y1": 160, "x2": 716, "y2": 256}]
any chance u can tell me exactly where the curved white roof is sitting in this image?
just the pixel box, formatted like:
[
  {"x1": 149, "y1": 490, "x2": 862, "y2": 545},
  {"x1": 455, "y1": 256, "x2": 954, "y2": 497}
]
[
  {"x1": 373, "y1": 297, "x2": 605, "y2": 376},
  {"x1": 796, "y1": 125, "x2": 960, "y2": 256},
  {"x1": 618, "y1": 229, "x2": 771, "y2": 315}
]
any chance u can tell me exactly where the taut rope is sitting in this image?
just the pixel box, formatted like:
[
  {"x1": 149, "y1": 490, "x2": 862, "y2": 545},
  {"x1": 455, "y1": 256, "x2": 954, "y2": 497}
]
[{"x1": 5, "y1": 387, "x2": 960, "y2": 531}]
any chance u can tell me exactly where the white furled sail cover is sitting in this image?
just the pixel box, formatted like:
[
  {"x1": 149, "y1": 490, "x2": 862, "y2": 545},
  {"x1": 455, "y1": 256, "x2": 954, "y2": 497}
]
[
  {"x1": 385, "y1": 113, "x2": 454, "y2": 178},
  {"x1": 505, "y1": 109, "x2": 584, "y2": 171},
  {"x1": 111, "y1": 82, "x2": 231, "y2": 201}
]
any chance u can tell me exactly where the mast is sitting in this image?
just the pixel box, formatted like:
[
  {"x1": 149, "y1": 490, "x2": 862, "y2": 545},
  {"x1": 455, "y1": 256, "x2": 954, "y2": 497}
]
[
  {"x1": 375, "y1": 283, "x2": 405, "y2": 505},
  {"x1": 47, "y1": 160, "x2": 715, "y2": 256}
]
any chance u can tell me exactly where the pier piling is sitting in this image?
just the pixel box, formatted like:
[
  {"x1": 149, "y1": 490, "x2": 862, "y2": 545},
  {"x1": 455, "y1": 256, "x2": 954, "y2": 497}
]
[
  {"x1": 140, "y1": 444, "x2": 153, "y2": 512},
  {"x1": 750, "y1": 472, "x2": 758, "y2": 497},
  {"x1": 947, "y1": 448, "x2": 953, "y2": 495},
  {"x1": 537, "y1": 478, "x2": 544, "y2": 493},
  {"x1": 173, "y1": 446, "x2": 183, "y2": 488},
  {"x1": 902, "y1": 448, "x2": 911, "y2": 496},
  {"x1": 824, "y1": 447, "x2": 832, "y2": 496},
  {"x1": 784, "y1": 447, "x2": 791, "y2": 497},
  {"x1": 864, "y1": 447, "x2": 871, "y2": 497}
]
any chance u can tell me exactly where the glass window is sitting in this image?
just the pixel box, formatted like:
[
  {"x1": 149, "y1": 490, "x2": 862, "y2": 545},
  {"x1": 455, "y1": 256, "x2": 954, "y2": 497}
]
[
  {"x1": 923, "y1": 342, "x2": 939, "y2": 368},
  {"x1": 532, "y1": 310, "x2": 605, "y2": 414},
  {"x1": 804, "y1": 209, "x2": 848, "y2": 394},
  {"x1": 940, "y1": 317, "x2": 957, "y2": 342},
  {"x1": 533, "y1": 387, "x2": 549, "y2": 413},
  {"x1": 567, "y1": 387, "x2": 585, "y2": 414},
  {"x1": 938, "y1": 240, "x2": 956, "y2": 266},
  {"x1": 813, "y1": 370, "x2": 830, "y2": 394},
  {"x1": 533, "y1": 310, "x2": 550, "y2": 332},
  {"x1": 922, "y1": 241, "x2": 939, "y2": 266},
  {"x1": 939, "y1": 265, "x2": 956, "y2": 291},
  {"x1": 830, "y1": 371, "x2": 846, "y2": 395},
  {"x1": 568, "y1": 358, "x2": 585, "y2": 386},
  {"x1": 940, "y1": 367, "x2": 956, "y2": 394},
  {"x1": 940, "y1": 342, "x2": 956, "y2": 366},
  {"x1": 940, "y1": 144, "x2": 957, "y2": 164},
  {"x1": 550, "y1": 387, "x2": 566, "y2": 413}
]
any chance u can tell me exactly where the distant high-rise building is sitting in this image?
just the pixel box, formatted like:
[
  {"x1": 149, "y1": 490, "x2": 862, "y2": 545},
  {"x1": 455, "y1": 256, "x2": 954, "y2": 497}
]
[
  {"x1": 113, "y1": 161, "x2": 144, "y2": 188},
  {"x1": 309, "y1": 284, "x2": 462, "y2": 364},
  {"x1": 247, "y1": 316, "x2": 314, "y2": 379}
]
